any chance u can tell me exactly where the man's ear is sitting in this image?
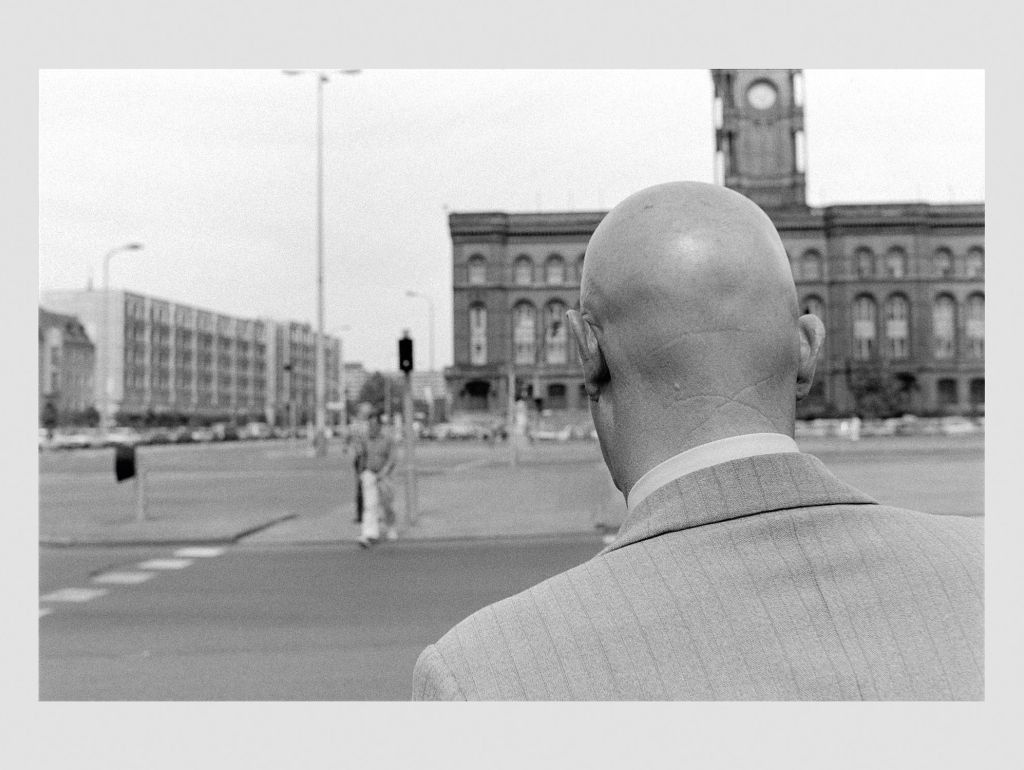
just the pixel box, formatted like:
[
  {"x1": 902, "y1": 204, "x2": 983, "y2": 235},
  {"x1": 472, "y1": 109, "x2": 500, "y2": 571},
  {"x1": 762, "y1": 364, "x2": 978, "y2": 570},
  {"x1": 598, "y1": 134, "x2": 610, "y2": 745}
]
[
  {"x1": 566, "y1": 309, "x2": 609, "y2": 402},
  {"x1": 795, "y1": 313, "x2": 826, "y2": 400}
]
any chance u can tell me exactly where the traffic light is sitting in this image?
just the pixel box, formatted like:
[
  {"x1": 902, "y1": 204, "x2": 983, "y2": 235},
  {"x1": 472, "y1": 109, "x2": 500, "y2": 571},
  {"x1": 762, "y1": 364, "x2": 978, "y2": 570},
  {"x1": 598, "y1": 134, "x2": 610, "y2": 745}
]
[
  {"x1": 114, "y1": 444, "x2": 136, "y2": 482},
  {"x1": 398, "y1": 333, "x2": 414, "y2": 373}
]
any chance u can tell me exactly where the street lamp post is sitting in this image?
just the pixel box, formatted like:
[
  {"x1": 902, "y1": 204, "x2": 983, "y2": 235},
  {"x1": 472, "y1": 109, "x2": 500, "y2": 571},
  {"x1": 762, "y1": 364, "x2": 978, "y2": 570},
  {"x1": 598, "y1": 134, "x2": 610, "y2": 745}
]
[
  {"x1": 283, "y1": 68, "x2": 360, "y2": 457},
  {"x1": 101, "y1": 242, "x2": 143, "y2": 431}
]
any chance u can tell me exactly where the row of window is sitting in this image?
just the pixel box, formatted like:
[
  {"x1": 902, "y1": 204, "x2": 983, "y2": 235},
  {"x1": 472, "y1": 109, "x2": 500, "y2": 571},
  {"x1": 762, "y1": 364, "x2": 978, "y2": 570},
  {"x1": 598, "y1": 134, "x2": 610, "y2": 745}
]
[
  {"x1": 790, "y1": 245, "x2": 984, "y2": 281},
  {"x1": 465, "y1": 253, "x2": 586, "y2": 286},
  {"x1": 131, "y1": 302, "x2": 270, "y2": 342},
  {"x1": 463, "y1": 292, "x2": 985, "y2": 368},
  {"x1": 802, "y1": 292, "x2": 984, "y2": 361},
  {"x1": 469, "y1": 300, "x2": 572, "y2": 366}
]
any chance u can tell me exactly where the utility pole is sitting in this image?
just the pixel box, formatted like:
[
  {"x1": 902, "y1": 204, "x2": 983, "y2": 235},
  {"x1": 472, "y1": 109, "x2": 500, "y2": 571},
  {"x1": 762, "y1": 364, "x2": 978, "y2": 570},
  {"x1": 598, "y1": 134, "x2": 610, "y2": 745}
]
[
  {"x1": 402, "y1": 370, "x2": 418, "y2": 526},
  {"x1": 398, "y1": 332, "x2": 417, "y2": 526}
]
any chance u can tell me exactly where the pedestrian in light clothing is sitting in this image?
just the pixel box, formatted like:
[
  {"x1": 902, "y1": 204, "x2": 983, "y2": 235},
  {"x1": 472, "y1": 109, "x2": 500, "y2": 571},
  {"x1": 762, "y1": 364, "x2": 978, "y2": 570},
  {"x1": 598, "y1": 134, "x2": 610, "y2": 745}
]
[
  {"x1": 354, "y1": 412, "x2": 397, "y2": 548},
  {"x1": 346, "y1": 411, "x2": 370, "y2": 524},
  {"x1": 411, "y1": 181, "x2": 982, "y2": 700}
]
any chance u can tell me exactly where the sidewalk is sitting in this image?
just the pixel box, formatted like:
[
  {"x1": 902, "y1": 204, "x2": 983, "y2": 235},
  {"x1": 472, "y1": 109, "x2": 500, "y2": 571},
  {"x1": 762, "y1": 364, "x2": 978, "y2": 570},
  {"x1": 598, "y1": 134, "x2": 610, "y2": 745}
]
[
  {"x1": 39, "y1": 442, "x2": 625, "y2": 547},
  {"x1": 245, "y1": 457, "x2": 623, "y2": 545},
  {"x1": 40, "y1": 433, "x2": 981, "y2": 547}
]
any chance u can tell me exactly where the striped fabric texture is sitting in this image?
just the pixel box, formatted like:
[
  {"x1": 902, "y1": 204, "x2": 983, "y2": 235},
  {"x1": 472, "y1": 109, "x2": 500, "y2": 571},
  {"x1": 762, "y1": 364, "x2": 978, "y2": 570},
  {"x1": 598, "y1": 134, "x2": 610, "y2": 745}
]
[{"x1": 411, "y1": 452, "x2": 983, "y2": 700}]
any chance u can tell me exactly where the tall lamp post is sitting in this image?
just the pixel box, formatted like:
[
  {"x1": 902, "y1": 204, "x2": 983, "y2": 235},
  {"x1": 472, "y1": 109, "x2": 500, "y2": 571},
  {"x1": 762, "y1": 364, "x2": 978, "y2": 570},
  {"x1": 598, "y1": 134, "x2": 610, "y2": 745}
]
[
  {"x1": 101, "y1": 242, "x2": 143, "y2": 431},
  {"x1": 283, "y1": 68, "x2": 360, "y2": 457}
]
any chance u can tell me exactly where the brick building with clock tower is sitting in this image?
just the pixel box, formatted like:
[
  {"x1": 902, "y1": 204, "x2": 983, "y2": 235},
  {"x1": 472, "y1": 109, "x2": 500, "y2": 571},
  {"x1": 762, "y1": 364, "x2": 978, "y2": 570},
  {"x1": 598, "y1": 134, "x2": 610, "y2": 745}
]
[{"x1": 445, "y1": 69, "x2": 984, "y2": 419}]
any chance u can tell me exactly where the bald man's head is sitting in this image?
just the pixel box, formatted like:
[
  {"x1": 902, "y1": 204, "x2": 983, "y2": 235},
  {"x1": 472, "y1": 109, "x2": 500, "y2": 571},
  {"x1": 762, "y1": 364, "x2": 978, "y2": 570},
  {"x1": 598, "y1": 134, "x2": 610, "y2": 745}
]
[{"x1": 567, "y1": 182, "x2": 824, "y2": 492}]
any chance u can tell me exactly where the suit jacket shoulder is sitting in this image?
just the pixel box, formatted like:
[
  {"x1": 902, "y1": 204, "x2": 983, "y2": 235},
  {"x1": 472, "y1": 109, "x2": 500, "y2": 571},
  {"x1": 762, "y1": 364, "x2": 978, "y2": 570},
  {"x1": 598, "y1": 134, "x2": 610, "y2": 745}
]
[{"x1": 412, "y1": 452, "x2": 983, "y2": 701}]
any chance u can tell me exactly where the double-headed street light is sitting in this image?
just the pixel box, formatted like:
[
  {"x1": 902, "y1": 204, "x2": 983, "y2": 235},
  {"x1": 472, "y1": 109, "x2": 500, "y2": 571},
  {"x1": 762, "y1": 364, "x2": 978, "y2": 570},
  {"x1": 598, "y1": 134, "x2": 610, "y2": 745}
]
[{"x1": 101, "y1": 242, "x2": 144, "y2": 431}]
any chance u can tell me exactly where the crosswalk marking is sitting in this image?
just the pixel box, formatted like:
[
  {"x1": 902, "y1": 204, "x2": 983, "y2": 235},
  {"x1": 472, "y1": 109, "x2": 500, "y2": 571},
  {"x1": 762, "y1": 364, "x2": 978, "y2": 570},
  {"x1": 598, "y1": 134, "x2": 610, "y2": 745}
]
[
  {"x1": 41, "y1": 587, "x2": 109, "y2": 602},
  {"x1": 174, "y1": 547, "x2": 225, "y2": 558},
  {"x1": 136, "y1": 558, "x2": 193, "y2": 570},
  {"x1": 93, "y1": 571, "x2": 155, "y2": 585}
]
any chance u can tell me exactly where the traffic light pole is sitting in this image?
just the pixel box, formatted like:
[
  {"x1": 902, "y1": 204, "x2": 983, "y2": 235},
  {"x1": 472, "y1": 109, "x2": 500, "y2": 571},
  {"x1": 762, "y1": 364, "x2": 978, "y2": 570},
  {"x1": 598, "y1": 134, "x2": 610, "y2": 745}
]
[
  {"x1": 403, "y1": 370, "x2": 417, "y2": 527},
  {"x1": 398, "y1": 332, "x2": 417, "y2": 528}
]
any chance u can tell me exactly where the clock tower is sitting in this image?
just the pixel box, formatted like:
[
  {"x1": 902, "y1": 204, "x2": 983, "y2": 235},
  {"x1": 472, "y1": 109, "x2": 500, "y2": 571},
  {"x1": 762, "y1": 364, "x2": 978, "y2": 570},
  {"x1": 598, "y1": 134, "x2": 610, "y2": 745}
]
[{"x1": 712, "y1": 69, "x2": 807, "y2": 209}]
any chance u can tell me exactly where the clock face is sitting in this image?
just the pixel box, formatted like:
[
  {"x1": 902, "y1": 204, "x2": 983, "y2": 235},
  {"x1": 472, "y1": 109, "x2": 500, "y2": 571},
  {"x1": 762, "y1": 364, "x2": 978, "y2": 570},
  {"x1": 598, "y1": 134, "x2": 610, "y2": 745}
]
[{"x1": 746, "y1": 80, "x2": 778, "y2": 110}]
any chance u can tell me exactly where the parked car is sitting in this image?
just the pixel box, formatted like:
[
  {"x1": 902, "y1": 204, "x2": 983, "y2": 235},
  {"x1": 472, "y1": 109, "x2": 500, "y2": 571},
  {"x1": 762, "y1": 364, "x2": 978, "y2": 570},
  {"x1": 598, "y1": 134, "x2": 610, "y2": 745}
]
[
  {"x1": 940, "y1": 416, "x2": 977, "y2": 435},
  {"x1": 191, "y1": 427, "x2": 216, "y2": 443},
  {"x1": 429, "y1": 422, "x2": 481, "y2": 440},
  {"x1": 104, "y1": 427, "x2": 143, "y2": 447},
  {"x1": 532, "y1": 425, "x2": 573, "y2": 442},
  {"x1": 142, "y1": 427, "x2": 172, "y2": 445},
  {"x1": 243, "y1": 421, "x2": 273, "y2": 440},
  {"x1": 211, "y1": 422, "x2": 240, "y2": 441},
  {"x1": 52, "y1": 431, "x2": 93, "y2": 450},
  {"x1": 168, "y1": 426, "x2": 194, "y2": 443}
]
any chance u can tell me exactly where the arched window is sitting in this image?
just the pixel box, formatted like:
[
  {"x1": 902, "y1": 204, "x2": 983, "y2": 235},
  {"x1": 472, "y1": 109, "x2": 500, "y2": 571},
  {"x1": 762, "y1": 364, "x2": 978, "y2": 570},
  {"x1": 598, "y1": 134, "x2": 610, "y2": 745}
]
[
  {"x1": 933, "y1": 247, "x2": 954, "y2": 278},
  {"x1": 933, "y1": 294, "x2": 956, "y2": 359},
  {"x1": 469, "y1": 303, "x2": 487, "y2": 365},
  {"x1": 884, "y1": 294, "x2": 910, "y2": 360},
  {"x1": 547, "y1": 383, "x2": 567, "y2": 409},
  {"x1": 852, "y1": 295, "x2": 877, "y2": 360},
  {"x1": 855, "y1": 247, "x2": 875, "y2": 279},
  {"x1": 970, "y1": 378, "x2": 985, "y2": 408},
  {"x1": 937, "y1": 378, "x2": 959, "y2": 407},
  {"x1": 512, "y1": 303, "x2": 537, "y2": 365},
  {"x1": 544, "y1": 301, "x2": 568, "y2": 364},
  {"x1": 513, "y1": 255, "x2": 533, "y2": 286},
  {"x1": 801, "y1": 250, "x2": 822, "y2": 281},
  {"x1": 467, "y1": 254, "x2": 487, "y2": 285},
  {"x1": 801, "y1": 295, "x2": 824, "y2": 321},
  {"x1": 545, "y1": 254, "x2": 566, "y2": 285},
  {"x1": 965, "y1": 247, "x2": 984, "y2": 279},
  {"x1": 884, "y1": 247, "x2": 907, "y2": 278},
  {"x1": 965, "y1": 293, "x2": 984, "y2": 358}
]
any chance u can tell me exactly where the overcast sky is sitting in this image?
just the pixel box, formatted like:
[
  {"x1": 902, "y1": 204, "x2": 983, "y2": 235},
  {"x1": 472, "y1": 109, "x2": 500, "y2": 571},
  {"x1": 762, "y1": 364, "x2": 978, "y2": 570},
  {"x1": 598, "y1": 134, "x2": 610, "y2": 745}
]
[{"x1": 38, "y1": 69, "x2": 984, "y2": 372}]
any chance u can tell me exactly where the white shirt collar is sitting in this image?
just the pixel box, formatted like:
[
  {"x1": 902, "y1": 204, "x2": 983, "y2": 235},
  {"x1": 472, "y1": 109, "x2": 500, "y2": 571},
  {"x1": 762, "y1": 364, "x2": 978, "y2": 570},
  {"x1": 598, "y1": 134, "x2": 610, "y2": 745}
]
[{"x1": 625, "y1": 433, "x2": 800, "y2": 512}]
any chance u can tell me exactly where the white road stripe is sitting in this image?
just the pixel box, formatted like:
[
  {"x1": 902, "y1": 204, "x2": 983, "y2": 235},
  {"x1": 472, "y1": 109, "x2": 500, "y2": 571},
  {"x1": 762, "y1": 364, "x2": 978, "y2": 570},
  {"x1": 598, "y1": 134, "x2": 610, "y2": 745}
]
[
  {"x1": 136, "y1": 558, "x2": 193, "y2": 570},
  {"x1": 92, "y1": 571, "x2": 155, "y2": 585},
  {"x1": 40, "y1": 608, "x2": 53, "y2": 617},
  {"x1": 174, "y1": 547, "x2": 225, "y2": 558},
  {"x1": 41, "y1": 587, "x2": 109, "y2": 602}
]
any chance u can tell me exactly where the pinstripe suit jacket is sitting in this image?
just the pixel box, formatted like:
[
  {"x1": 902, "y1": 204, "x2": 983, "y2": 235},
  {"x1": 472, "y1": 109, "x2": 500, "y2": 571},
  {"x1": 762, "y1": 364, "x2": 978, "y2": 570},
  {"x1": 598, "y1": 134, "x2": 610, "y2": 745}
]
[{"x1": 411, "y1": 452, "x2": 983, "y2": 700}]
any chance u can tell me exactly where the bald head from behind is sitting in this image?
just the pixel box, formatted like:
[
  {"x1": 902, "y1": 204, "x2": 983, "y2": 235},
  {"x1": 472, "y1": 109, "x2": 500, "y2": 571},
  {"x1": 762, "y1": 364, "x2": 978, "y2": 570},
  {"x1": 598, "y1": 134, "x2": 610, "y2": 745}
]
[{"x1": 566, "y1": 181, "x2": 825, "y2": 497}]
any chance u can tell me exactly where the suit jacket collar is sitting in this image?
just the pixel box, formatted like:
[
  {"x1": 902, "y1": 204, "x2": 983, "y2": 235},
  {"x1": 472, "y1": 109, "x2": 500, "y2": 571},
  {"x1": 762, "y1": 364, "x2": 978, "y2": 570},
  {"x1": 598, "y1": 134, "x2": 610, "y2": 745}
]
[{"x1": 601, "y1": 452, "x2": 878, "y2": 556}]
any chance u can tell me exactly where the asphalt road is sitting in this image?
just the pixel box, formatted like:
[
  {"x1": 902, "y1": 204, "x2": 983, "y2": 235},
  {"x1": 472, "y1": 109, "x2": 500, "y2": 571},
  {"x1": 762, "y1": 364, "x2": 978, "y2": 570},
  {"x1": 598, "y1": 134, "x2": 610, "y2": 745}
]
[{"x1": 39, "y1": 536, "x2": 605, "y2": 700}]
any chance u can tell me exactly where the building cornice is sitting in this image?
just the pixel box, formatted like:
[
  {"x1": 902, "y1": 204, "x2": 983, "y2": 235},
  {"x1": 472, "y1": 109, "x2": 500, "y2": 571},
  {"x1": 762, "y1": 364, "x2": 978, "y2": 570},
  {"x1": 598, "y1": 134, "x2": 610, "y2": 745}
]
[{"x1": 449, "y1": 211, "x2": 607, "y2": 239}]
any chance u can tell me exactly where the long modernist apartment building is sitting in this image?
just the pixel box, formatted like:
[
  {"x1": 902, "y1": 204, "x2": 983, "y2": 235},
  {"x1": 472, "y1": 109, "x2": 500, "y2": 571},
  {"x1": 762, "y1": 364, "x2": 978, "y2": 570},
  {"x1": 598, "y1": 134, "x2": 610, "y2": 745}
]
[
  {"x1": 40, "y1": 288, "x2": 342, "y2": 426},
  {"x1": 446, "y1": 69, "x2": 984, "y2": 417}
]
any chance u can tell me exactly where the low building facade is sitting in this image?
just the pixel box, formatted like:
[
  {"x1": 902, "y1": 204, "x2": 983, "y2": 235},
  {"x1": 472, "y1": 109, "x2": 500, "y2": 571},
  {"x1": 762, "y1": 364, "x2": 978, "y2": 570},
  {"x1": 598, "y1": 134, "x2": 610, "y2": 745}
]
[
  {"x1": 38, "y1": 307, "x2": 96, "y2": 423},
  {"x1": 39, "y1": 289, "x2": 341, "y2": 426}
]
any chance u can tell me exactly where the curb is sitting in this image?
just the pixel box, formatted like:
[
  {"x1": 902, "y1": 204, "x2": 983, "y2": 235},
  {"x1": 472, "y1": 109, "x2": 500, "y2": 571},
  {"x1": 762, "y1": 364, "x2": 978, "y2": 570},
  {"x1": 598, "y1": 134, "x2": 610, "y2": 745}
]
[
  {"x1": 40, "y1": 523, "x2": 613, "y2": 549},
  {"x1": 39, "y1": 513, "x2": 298, "y2": 549}
]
